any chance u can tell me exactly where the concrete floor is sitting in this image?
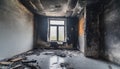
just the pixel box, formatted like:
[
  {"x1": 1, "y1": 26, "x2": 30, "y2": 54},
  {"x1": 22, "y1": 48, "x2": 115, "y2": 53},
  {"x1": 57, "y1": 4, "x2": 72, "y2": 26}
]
[{"x1": 24, "y1": 49, "x2": 120, "y2": 69}]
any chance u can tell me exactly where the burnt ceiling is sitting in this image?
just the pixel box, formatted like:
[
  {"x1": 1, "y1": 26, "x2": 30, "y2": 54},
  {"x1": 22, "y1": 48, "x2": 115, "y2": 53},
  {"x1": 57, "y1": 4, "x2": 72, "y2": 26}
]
[{"x1": 20, "y1": 0, "x2": 86, "y2": 17}]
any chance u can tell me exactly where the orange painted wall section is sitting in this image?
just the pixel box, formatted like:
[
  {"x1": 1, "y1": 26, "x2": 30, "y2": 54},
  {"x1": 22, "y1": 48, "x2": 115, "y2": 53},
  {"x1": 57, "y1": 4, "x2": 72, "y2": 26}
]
[{"x1": 79, "y1": 17, "x2": 85, "y2": 36}]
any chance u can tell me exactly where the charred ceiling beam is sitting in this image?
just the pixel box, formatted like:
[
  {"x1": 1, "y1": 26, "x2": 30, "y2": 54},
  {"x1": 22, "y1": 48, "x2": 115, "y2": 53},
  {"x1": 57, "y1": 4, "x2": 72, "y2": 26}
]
[
  {"x1": 31, "y1": 0, "x2": 46, "y2": 15},
  {"x1": 71, "y1": 0, "x2": 86, "y2": 17},
  {"x1": 64, "y1": 0, "x2": 71, "y2": 17},
  {"x1": 72, "y1": 0, "x2": 81, "y2": 16},
  {"x1": 19, "y1": 0, "x2": 45, "y2": 15},
  {"x1": 29, "y1": 1, "x2": 38, "y2": 10},
  {"x1": 19, "y1": 0, "x2": 37, "y2": 14},
  {"x1": 19, "y1": 0, "x2": 84, "y2": 17},
  {"x1": 30, "y1": 0, "x2": 44, "y2": 12},
  {"x1": 66, "y1": 0, "x2": 81, "y2": 17}
]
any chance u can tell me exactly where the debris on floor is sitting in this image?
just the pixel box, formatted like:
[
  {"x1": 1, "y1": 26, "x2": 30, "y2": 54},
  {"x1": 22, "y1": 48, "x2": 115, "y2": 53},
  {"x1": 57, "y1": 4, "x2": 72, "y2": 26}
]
[
  {"x1": 10, "y1": 57, "x2": 23, "y2": 62},
  {"x1": 60, "y1": 63, "x2": 69, "y2": 67},
  {"x1": 108, "y1": 65, "x2": 112, "y2": 69},
  {"x1": 0, "y1": 49, "x2": 120, "y2": 69},
  {"x1": 43, "y1": 52, "x2": 55, "y2": 56}
]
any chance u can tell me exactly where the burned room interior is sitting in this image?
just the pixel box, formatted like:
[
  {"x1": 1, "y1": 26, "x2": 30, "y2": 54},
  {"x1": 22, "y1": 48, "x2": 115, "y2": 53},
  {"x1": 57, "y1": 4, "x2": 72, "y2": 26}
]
[{"x1": 0, "y1": 0, "x2": 120, "y2": 69}]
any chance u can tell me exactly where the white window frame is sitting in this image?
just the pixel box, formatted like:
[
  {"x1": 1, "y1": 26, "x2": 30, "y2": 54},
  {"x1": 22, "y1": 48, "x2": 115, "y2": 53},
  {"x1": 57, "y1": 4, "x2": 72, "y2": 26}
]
[{"x1": 47, "y1": 18, "x2": 67, "y2": 42}]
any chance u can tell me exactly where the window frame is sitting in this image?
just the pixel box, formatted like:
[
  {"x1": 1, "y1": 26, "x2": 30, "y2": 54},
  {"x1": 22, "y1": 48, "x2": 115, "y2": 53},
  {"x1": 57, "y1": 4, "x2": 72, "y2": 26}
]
[{"x1": 47, "y1": 18, "x2": 67, "y2": 42}]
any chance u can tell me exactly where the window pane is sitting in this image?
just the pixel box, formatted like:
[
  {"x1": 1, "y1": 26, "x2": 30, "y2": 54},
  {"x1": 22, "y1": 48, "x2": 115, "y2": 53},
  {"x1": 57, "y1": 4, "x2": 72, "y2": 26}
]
[
  {"x1": 50, "y1": 26, "x2": 57, "y2": 41},
  {"x1": 59, "y1": 26, "x2": 65, "y2": 41},
  {"x1": 50, "y1": 20, "x2": 64, "y2": 25}
]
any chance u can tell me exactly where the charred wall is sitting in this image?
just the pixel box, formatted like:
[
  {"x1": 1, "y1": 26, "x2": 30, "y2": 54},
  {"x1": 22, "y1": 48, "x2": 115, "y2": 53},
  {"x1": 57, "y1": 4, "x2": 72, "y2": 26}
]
[
  {"x1": 82, "y1": 0, "x2": 120, "y2": 64},
  {"x1": 99, "y1": 0, "x2": 120, "y2": 64},
  {"x1": 34, "y1": 15, "x2": 48, "y2": 48},
  {"x1": 67, "y1": 17, "x2": 79, "y2": 49},
  {"x1": 0, "y1": 0, "x2": 33, "y2": 60},
  {"x1": 84, "y1": 3, "x2": 100, "y2": 58}
]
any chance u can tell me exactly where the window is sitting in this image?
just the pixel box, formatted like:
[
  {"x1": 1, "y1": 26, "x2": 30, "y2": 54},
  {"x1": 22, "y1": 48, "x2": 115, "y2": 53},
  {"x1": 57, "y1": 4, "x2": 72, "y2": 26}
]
[
  {"x1": 50, "y1": 26, "x2": 57, "y2": 41},
  {"x1": 48, "y1": 19, "x2": 66, "y2": 42},
  {"x1": 50, "y1": 20, "x2": 64, "y2": 25},
  {"x1": 58, "y1": 26, "x2": 64, "y2": 41}
]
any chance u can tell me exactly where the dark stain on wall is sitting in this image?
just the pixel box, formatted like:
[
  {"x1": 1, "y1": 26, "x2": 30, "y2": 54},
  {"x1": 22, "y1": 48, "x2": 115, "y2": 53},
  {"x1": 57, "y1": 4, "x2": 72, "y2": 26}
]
[
  {"x1": 99, "y1": 0, "x2": 120, "y2": 65},
  {"x1": 34, "y1": 15, "x2": 49, "y2": 48},
  {"x1": 67, "y1": 17, "x2": 79, "y2": 49},
  {"x1": 85, "y1": 3, "x2": 101, "y2": 58}
]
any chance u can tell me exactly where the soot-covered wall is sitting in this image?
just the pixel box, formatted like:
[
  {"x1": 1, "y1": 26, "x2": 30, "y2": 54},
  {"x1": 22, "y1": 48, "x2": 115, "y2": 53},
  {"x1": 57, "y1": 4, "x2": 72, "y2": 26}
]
[
  {"x1": 34, "y1": 14, "x2": 78, "y2": 49},
  {"x1": 67, "y1": 17, "x2": 78, "y2": 49},
  {"x1": 34, "y1": 15, "x2": 48, "y2": 48},
  {"x1": 84, "y1": 4, "x2": 100, "y2": 58},
  {"x1": 100, "y1": 0, "x2": 120, "y2": 64},
  {"x1": 0, "y1": 0, "x2": 33, "y2": 60}
]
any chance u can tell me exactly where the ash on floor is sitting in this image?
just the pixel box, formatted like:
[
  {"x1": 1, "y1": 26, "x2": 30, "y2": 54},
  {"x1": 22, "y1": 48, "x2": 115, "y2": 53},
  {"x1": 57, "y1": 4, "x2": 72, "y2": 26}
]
[{"x1": 0, "y1": 49, "x2": 120, "y2": 69}]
